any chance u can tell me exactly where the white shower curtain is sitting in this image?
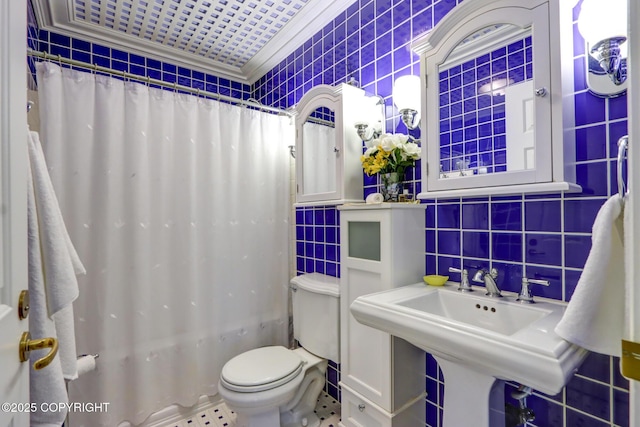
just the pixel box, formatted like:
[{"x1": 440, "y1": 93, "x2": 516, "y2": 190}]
[{"x1": 36, "y1": 62, "x2": 292, "y2": 426}]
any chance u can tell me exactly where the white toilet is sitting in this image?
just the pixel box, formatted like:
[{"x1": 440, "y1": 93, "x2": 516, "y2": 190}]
[{"x1": 218, "y1": 273, "x2": 340, "y2": 427}]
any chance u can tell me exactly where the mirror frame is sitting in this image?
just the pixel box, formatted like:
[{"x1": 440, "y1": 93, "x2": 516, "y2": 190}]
[{"x1": 413, "y1": 0, "x2": 581, "y2": 198}]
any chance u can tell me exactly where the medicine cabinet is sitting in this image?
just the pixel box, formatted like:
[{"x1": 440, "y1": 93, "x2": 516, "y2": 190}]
[
  {"x1": 413, "y1": 0, "x2": 581, "y2": 198},
  {"x1": 294, "y1": 83, "x2": 367, "y2": 206}
]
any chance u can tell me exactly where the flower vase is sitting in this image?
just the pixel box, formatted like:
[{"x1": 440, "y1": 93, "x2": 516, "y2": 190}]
[{"x1": 380, "y1": 172, "x2": 403, "y2": 202}]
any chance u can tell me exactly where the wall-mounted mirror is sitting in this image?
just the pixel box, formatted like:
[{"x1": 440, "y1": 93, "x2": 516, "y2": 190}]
[
  {"x1": 294, "y1": 84, "x2": 367, "y2": 206},
  {"x1": 437, "y1": 25, "x2": 535, "y2": 178},
  {"x1": 414, "y1": 0, "x2": 580, "y2": 198},
  {"x1": 301, "y1": 107, "x2": 336, "y2": 195}
]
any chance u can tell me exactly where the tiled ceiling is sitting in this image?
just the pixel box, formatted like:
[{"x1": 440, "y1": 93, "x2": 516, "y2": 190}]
[{"x1": 31, "y1": 0, "x2": 354, "y2": 83}]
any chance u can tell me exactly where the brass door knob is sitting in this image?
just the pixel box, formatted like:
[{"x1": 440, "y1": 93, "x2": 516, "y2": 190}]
[
  {"x1": 18, "y1": 290, "x2": 30, "y2": 320},
  {"x1": 19, "y1": 332, "x2": 58, "y2": 370}
]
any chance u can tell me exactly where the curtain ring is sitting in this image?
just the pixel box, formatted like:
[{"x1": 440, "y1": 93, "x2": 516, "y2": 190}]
[
  {"x1": 92, "y1": 62, "x2": 98, "y2": 75},
  {"x1": 146, "y1": 76, "x2": 151, "y2": 87},
  {"x1": 57, "y1": 54, "x2": 63, "y2": 69},
  {"x1": 173, "y1": 82, "x2": 177, "y2": 93}
]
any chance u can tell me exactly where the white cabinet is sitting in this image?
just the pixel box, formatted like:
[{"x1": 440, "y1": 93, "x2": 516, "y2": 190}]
[
  {"x1": 413, "y1": 0, "x2": 580, "y2": 198},
  {"x1": 338, "y1": 203, "x2": 425, "y2": 427},
  {"x1": 294, "y1": 84, "x2": 367, "y2": 206}
]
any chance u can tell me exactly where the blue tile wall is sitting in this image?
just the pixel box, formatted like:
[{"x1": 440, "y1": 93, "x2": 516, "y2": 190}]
[
  {"x1": 27, "y1": 0, "x2": 250, "y2": 101},
  {"x1": 33, "y1": 28, "x2": 251, "y2": 99},
  {"x1": 272, "y1": 0, "x2": 630, "y2": 425},
  {"x1": 438, "y1": 36, "x2": 532, "y2": 173},
  {"x1": 295, "y1": 206, "x2": 341, "y2": 279}
]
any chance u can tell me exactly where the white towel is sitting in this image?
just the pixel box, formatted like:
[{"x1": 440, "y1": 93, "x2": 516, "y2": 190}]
[
  {"x1": 365, "y1": 192, "x2": 384, "y2": 204},
  {"x1": 28, "y1": 130, "x2": 86, "y2": 426},
  {"x1": 555, "y1": 195, "x2": 626, "y2": 356}
]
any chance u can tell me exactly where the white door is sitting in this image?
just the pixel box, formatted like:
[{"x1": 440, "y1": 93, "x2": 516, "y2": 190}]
[
  {"x1": 629, "y1": 0, "x2": 640, "y2": 424},
  {"x1": 0, "y1": 1, "x2": 30, "y2": 426},
  {"x1": 505, "y1": 80, "x2": 535, "y2": 171}
]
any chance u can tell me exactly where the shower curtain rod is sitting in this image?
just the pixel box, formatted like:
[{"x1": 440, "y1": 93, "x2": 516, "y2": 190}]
[{"x1": 27, "y1": 49, "x2": 293, "y2": 116}]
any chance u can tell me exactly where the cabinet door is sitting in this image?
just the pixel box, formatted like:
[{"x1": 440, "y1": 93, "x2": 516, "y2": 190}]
[
  {"x1": 340, "y1": 210, "x2": 393, "y2": 410},
  {"x1": 341, "y1": 264, "x2": 393, "y2": 409}
]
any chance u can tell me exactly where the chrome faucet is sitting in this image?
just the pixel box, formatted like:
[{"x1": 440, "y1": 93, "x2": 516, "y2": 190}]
[
  {"x1": 448, "y1": 267, "x2": 473, "y2": 292},
  {"x1": 472, "y1": 268, "x2": 501, "y2": 297}
]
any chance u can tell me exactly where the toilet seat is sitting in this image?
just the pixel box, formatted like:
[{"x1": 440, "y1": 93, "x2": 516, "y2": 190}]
[{"x1": 220, "y1": 346, "x2": 304, "y2": 393}]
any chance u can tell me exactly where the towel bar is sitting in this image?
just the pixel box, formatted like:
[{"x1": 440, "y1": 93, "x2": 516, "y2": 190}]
[{"x1": 617, "y1": 135, "x2": 629, "y2": 205}]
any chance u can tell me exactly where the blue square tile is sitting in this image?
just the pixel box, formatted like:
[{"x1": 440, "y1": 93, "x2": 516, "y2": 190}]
[
  {"x1": 577, "y1": 352, "x2": 610, "y2": 383},
  {"x1": 462, "y1": 231, "x2": 489, "y2": 258},
  {"x1": 564, "y1": 269, "x2": 582, "y2": 302},
  {"x1": 525, "y1": 233, "x2": 562, "y2": 266},
  {"x1": 426, "y1": 230, "x2": 436, "y2": 253},
  {"x1": 304, "y1": 209, "x2": 314, "y2": 225},
  {"x1": 71, "y1": 50, "x2": 91, "y2": 64},
  {"x1": 566, "y1": 376, "x2": 610, "y2": 421},
  {"x1": 394, "y1": 27, "x2": 413, "y2": 53},
  {"x1": 565, "y1": 234, "x2": 591, "y2": 268},
  {"x1": 492, "y1": 233, "x2": 522, "y2": 262},
  {"x1": 437, "y1": 230, "x2": 460, "y2": 256},
  {"x1": 305, "y1": 242, "x2": 314, "y2": 257},
  {"x1": 304, "y1": 226, "x2": 314, "y2": 241},
  {"x1": 50, "y1": 32, "x2": 70, "y2": 47},
  {"x1": 491, "y1": 202, "x2": 522, "y2": 231},
  {"x1": 609, "y1": 120, "x2": 628, "y2": 159},
  {"x1": 525, "y1": 200, "x2": 561, "y2": 232},
  {"x1": 71, "y1": 38, "x2": 90, "y2": 52},
  {"x1": 92, "y1": 44, "x2": 111, "y2": 57},
  {"x1": 437, "y1": 203, "x2": 460, "y2": 228},
  {"x1": 609, "y1": 92, "x2": 628, "y2": 120},
  {"x1": 376, "y1": 52, "x2": 392, "y2": 77},
  {"x1": 50, "y1": 45, "x2": 70, "y2": 59},
  {"x1": 614, "y1": 389, "x2": 630, "y2": 427},
  {"x1": 576, "y1": 161, "x2": 608, "y2": 197},
  {"x1": 305, "y1": 258, "x2": 314, "y2": 272},
  {"x1": 412, "y1": 6, "x2": 433, "y2": 38},
  {"x1": 576, "y1": 124, "x2": 607, "y2": 161},
  {"x1": 325, "y1": 262, "x2": 338, "y2": 277},
  {"x1": 526, "y1": 395, "x2": 564, "y2": 427},
  {"x1": 524, "y1": 265, "x2": 562, "y2": 299},
  {"x1": 564, "y1": 198, "x2": 605, "y2": 233},
  {"x1": 326, "y1": 245, "x2": 337, "y2": 262},
  {"x1": 462, "y1": 203, "x2": 489, "y2": 229},
  {"x1": 111, "y1": 49, "x2": 128, "y2": 62},
  {"x1": 575, "y1": 91, "x2": 606, "y2": 126},
  {"x1": 314, "y1": 243, "x2": 325, "y2": 259},
  {"x1": 326, "y1": 227, "x2": 337, "y2": 244},
  {"x1": 433, "y1": 0, "x2": 455, "y2": 24}
]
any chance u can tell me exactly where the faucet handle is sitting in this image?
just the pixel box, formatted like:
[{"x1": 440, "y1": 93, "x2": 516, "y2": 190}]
[
  {"x1": 517, "y1": 277, "x2": 550, "y2": 304},
  {"x1": 448, "y1": 267, "x2": 473, "y2": 292}
]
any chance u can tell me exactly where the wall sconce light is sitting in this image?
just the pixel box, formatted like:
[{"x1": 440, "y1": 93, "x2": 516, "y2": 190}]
[
  {"x1": 393, "y1": 75, "x2": 421, "y2": 130},
  {"x1": 577, "y1": 0, "x2": 627, "y2": 86},
  {"x1": 354, "y1": 95, "x2": 385, "y2": 142}
]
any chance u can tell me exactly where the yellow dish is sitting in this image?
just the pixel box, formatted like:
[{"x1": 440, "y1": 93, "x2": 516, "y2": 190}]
[{"x1": 423, "y1": 275, "x2": 449, "y2": 286}]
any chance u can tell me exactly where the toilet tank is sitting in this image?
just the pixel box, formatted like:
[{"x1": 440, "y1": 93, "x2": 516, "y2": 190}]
[{"x1": 291, "y1": 273, "x2": 340, "y2": 362}]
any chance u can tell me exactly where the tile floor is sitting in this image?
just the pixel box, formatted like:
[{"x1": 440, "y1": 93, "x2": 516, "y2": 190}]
[{"x1": 166, "y1": 393, "x2": 341, "y2": 427}]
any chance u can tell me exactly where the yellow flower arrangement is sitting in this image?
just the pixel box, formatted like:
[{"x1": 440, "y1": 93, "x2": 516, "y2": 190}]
[{"x1": 360, "y1": 133, "x2": 421, "y2": 177}]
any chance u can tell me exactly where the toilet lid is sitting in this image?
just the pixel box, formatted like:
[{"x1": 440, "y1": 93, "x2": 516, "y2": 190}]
[{"x1": 221, "y1": 346, "x2": 304, "y2": 393}]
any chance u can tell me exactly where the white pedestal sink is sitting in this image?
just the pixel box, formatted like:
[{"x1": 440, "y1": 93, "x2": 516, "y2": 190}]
[{"x1": 350, "y1": 282, "x2": 588, "y2": 427}]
